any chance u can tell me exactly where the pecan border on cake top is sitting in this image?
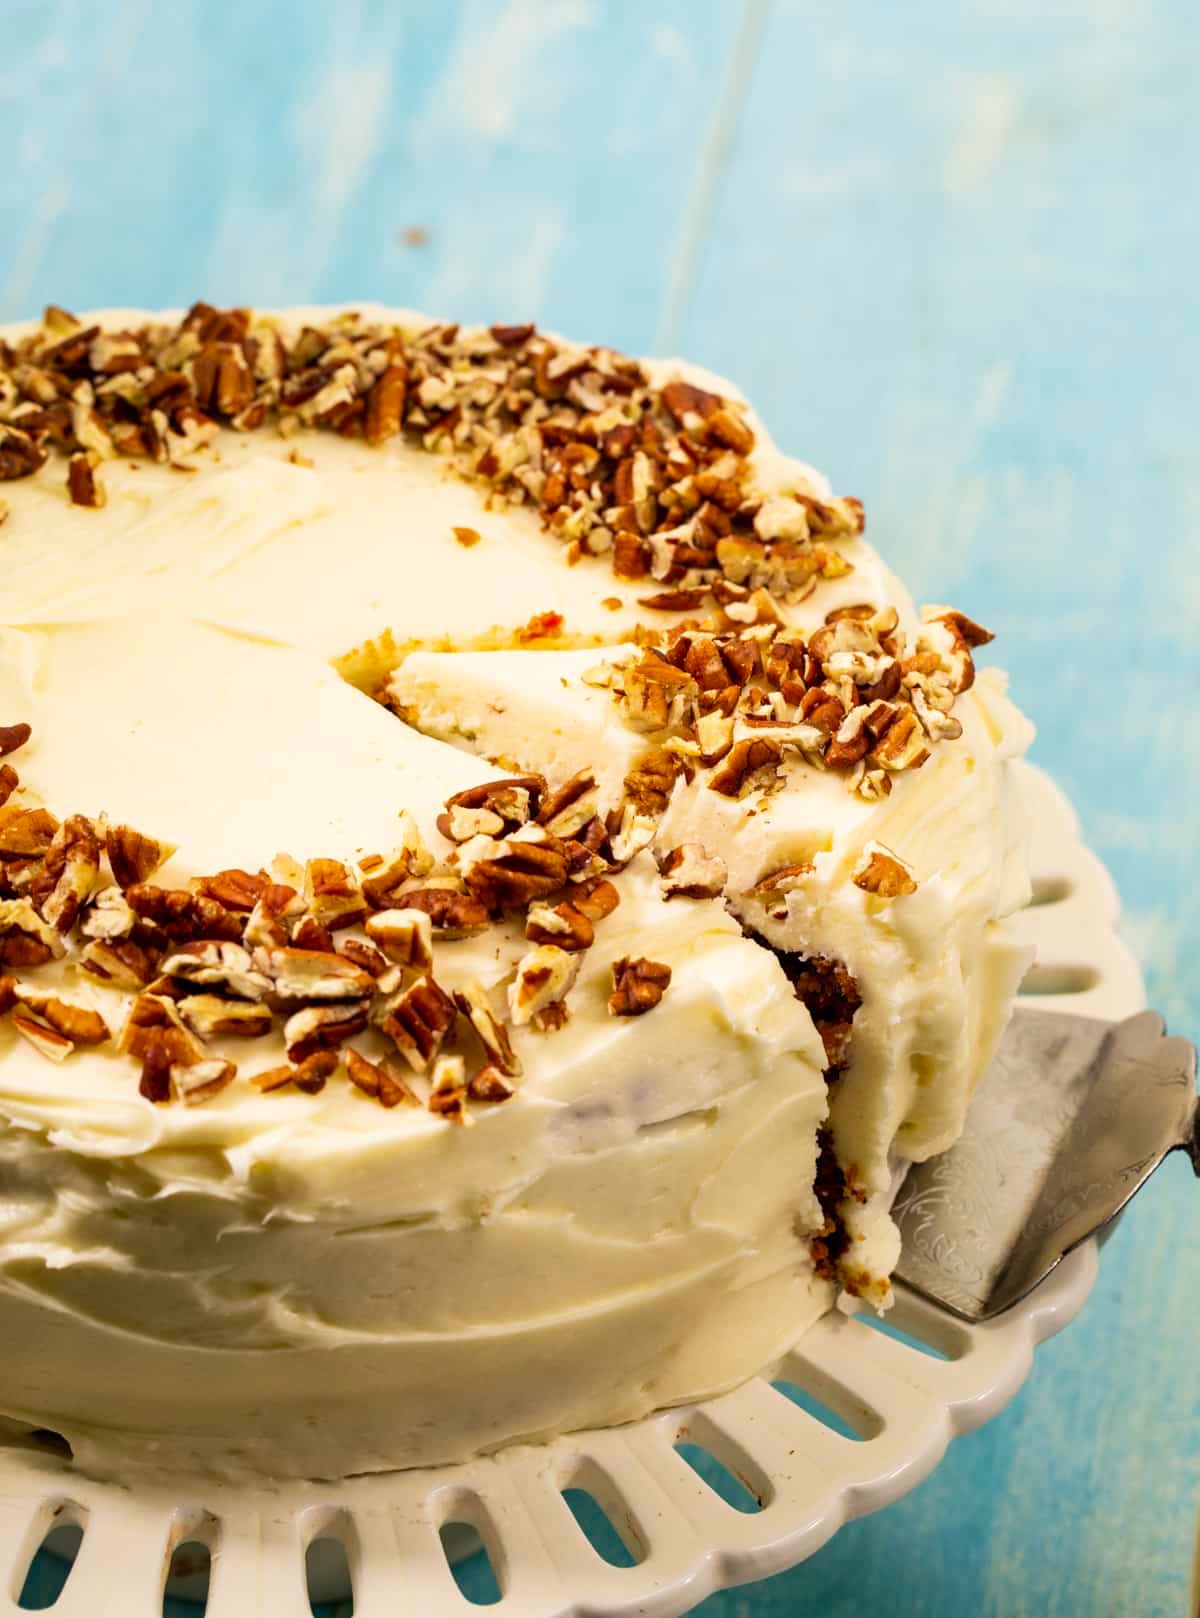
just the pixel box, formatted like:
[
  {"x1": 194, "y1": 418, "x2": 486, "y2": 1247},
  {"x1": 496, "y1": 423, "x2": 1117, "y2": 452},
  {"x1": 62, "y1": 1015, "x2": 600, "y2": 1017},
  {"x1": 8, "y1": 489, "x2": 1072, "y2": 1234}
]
[
  {"x1": 0, "y1": 302, "x2": 864, "y2": 619},
  {"x1": 0, "y1": 727, "x2": 692, "y2": 1117}
]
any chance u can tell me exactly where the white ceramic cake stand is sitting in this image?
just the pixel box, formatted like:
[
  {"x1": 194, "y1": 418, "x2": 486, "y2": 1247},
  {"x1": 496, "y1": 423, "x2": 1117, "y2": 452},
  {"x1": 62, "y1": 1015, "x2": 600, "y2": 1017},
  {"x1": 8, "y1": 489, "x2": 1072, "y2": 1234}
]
[{"x1": 0, "y1": 762, "x2": 1144, "y2": 1618}]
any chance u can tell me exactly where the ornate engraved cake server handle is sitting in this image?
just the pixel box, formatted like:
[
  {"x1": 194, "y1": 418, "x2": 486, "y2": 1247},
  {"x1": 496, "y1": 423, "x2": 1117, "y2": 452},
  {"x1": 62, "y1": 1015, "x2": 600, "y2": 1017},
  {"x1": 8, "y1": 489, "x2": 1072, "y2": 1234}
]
[{"x1": 892, "y1": 1008, "x2": 1197, "y2": 1323}]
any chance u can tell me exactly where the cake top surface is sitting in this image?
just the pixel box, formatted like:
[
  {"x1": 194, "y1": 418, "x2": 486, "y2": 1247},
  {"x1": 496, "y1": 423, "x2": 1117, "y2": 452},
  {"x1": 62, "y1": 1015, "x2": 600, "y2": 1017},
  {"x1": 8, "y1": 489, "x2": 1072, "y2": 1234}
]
[{"x1": 0, "y1": 301, "x2": 1025, "y2": 1188}]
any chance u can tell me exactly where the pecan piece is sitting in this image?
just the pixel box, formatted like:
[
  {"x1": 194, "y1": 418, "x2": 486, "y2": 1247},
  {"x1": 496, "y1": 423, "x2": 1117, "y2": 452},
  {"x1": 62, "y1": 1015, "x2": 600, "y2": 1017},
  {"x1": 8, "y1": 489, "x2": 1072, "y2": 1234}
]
[
  {"x1": 161, "y1": 940, "x2": 272, "y2": 1000},
  {"x1": 365, "y1": 363, "x2": 407, "y2": 446},
  {"x1": 106, "y1": 824, "x2": 175, "y2": 888},
  {"x1": 0, "y1": 899, "x2": 65, "y2": 966},
  {"x1": 10, "y1": 1012, "x2": 74, "y2": 1062},
  {"x1": 524, "y1": 899, "x2": 594, "y2": 952},
  {"x1": 178, "y1": 995, "x2": 273, "y2": 1040},
  {"x1": 0, "y1": 765, "x2": 17, "y2": 806},
  {"x1": 345, "y1": 1047, "x2": 419, "y2": 1107},
  {"x1": 303, "y1": 858, "x2": 366, "y2": 932},
  {"x1": 398, "y1": 887, "x2": 490, "y2": 939},
  {"x1": 0, "y1": 806, "x2": 58, "y2": 856},
  {"x1": 364, "y1": 907, "x2": 435, "y2": 968},
  {"x1": 441, "y1": 775, "x2": 544, "y2": 831},
  {"x1": 380, "y1": 974, "x2": 457, "y2": 1071},
  {"x1": 609, "y1": 956, "x2": 672, "y2": 1017},
  {"x1": 708, "y1": 737, "x2": 782, "y2": 797},
  {"x1": 126, "y1": 883, "x2": 243, "y2": 942},
  {"x1": 428, "y1": 1054, "x2": 471, "y2": 1124},
  {"x1": 569, "y1": 875, "x2": 620, "y2": 920},
  {"x1": 453, "y1": 980, "x2": 522, "y2": 1077},
  {"x1": 172, "y1": 1058, "x2": 237, "y2": 1106},
  {"x1": 462, "y1": 833, "x2": 569, "y2": 911},
  {"x1": 67, "y1": 451, "x2": 105, "y2": 508},
  {"x1": 257, "y1": 947, "x2": 376, "y2": 1002},
  {"x1": 79, "y1": 937, "x2": 157, "y2": 989},
  {"x1": 194, "y1": 868, "x2": 268, "y2": 911},
  {"x1": 16, "y1": 993, "x2": 110, "y2": 1047},
  {"x1": 0, "y1": 724, "x2": 31, "y2": 759},
  {"x1": 467, "y1": 1064, "x2": 517, "y2": 1102},
  {"x1": 659, "y1": 843, "x2": 727, "y2": 899},
  {"x1": 284, "y1": 1002, "x2": 368, "y2": 1062},
  {"x1": 536, "y1": 769, "x2": 600, "y2": 837},
  {"x1": 853, "y1": 846, "x2": 918, "y2": 899},
  {"x1": 36, "y1": 814, "x2": 100, "y2": 932},
  {"x1": 508, "y1": 945, "x2": 579, "y2": 1027}
]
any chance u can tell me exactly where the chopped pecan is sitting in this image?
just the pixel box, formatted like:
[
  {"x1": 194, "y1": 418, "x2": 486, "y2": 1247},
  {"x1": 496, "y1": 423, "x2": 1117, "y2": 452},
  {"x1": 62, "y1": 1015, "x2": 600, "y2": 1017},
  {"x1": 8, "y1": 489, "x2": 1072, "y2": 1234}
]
[
  {"x1": 0, "y1": 765, "x2": 16, "y2": 806},
  {"x1": 126, "y1": 883, "x2": 243, "y2": 942},
  {"x1": 0, "y1": 724, "x2": 31, "y2": 760},
  {"x1": 291, "y1": 916, "x2": 336, "y2": 953},
  {"x1": 441, "y1": 775, "x2": 544, "y2": 831},
  {"x1": 0, "y1": 422, "x2": 48, "y2": 480},
  {"x1": 79, "y1": 937, "x2": 157, "y2": 989},
  {"x1": 428, "y1": 1054, "x2": 471, "y2": 1124},
  {"x1": 659, "y1": 843, "x2": 727, "y2": 899},
  {"x1": 178, "y1": 994, "x2": 273, "y2": 1040},
  {"x1": 569, "y1": 875, "x2": 620, "y2": 920},
  {"x1": 337, "y1": 937, "x2": 391, "y2": 978},
  {"x1": 462, "y1": 832, "x2": 569, "y2": 911},
  {"x1": 257, "y1": 946, "x2": 376, "y2": 1002},
  {"x1": 853, "y1": 846, "x2": 918, "y2": 899},
  {"x1": 172, "y1": 1058, "x2": 237, "y2": 1106},
  {"x1": 303, "y1": 858, "x2": 366, "y2": 931},
  {"x1": 467, "y1": 1064, "x2": 516, "y2": 1102},
  {"x1": 379, "y1": 974, "x2": 457, "y2": 1071},
  {"x1": 453, "y1": 980, "x2": 522, "y2": 1077},
  {"x1": 365, "y1": 363, "x2": 408, "y2": 446},
  {"x1": 397, "y1": 886, "x2": 490, "y2": 938},
  {"x1": 36, "y1": 814, "x2": 100, "y2": 932},
  {"x1": 708, "y1": 737, "x2": 782, "y2": 797},
  {"x1": 80, "y1": 884, "x2": 136, "y2": 940},
  {"x1": 524, "y1": 899, "x2": 594, "y2": 952},
  {"x1": 364, "y1": 907, "x2": 435, "y2": 968},
  {"x1": 284, "y1": 1002, "x2": 368, "y2": 1062},
  {"x1": 609, "y1": 956, "x2": 672, "y2": 1017},
  {"x1": 871, "y1": 708, "x2": 930, "y2": 771},
  {"x1": 358, "y1": 816, "x2": 435, "y2": 907},
  {"x1": 161, "y1": 939, "x2": 272, "y2": 1000},
  {"x1": 16, "y1": 992, "x2": 110, "y2": 1047},
  {"x1": 345, "y1": 1046, "x2": 418, "y2": 1107},
  {"x1": 0, "y1": 806, "x2": 58, "y2": 856},
  {"x1": 194, "y1": 868, "x2": 267, "y2": 911},
  {"x1": 452, "y1": 524, "x2": 481, "y2": 547},
  {"x1": 0, "y1": 898, "x2": 65, "y2": 966},
  {"x1": 536, "y1": 769, "x2": 600, "y2": 837},
  {"x1": 106, "y1": 824, "x2": 174, "y2": 888},
  {"x1": 624, "y1": 747, "x2": 684, "y2": 814},
  {"x1": 508, "y1": 945, "x2": 579, "y2": 1027},
  {"x1": 67, "y1": 451, "x2": 105, "y2": 507},
  {"x1": 292, "y1": 1050, "x2": 339, "y2": 1094},
  {"x1": 9, "y1": 1011, "x2": 74, "y2": 1062}
]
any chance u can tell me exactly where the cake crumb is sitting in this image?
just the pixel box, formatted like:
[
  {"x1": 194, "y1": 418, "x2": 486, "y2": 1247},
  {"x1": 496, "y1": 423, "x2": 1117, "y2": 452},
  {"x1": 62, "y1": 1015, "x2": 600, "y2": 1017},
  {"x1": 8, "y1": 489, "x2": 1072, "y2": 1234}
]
[{"x1": 453, "y1": 526, "x2": 481, "y2": 548}]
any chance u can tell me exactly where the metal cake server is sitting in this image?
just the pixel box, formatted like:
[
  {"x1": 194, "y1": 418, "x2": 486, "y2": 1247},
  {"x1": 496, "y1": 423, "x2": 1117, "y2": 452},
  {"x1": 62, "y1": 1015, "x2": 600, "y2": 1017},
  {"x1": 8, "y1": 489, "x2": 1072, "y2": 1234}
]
[{"x1": 893, "y1": 1008, "x2": 1198, "y2": 1323}]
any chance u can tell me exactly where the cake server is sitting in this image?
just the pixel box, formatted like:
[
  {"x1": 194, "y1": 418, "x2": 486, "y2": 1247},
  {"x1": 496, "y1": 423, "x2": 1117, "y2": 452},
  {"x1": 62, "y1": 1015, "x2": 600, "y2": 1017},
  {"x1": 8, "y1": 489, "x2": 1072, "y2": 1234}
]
[{"x1": 892, "y1": 1007, "x2": 1197, "y2": 1322}]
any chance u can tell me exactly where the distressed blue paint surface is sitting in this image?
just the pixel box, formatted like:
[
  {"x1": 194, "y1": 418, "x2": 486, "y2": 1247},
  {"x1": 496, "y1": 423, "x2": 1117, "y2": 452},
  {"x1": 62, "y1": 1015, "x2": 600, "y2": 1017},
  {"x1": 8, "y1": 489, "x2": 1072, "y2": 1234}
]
[{"x1": 2, "y1": 2, "x2": 1197, "y2": 1615}]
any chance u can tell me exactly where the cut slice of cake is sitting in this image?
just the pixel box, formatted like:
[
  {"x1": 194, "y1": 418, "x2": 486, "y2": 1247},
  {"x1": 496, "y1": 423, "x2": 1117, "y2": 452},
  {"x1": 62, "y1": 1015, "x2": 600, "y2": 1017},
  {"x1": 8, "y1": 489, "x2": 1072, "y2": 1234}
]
[{"x1": 0, "y1": 303, "x2": 1032, "y2": 1479}]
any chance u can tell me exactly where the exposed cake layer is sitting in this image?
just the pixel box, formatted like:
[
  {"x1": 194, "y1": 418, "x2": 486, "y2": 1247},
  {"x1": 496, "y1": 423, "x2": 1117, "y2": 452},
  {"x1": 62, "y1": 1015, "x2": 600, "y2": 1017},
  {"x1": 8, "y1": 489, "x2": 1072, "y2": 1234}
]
[{"x1": 393, "y1": 642, "x2": 1033, "y2": 1290}]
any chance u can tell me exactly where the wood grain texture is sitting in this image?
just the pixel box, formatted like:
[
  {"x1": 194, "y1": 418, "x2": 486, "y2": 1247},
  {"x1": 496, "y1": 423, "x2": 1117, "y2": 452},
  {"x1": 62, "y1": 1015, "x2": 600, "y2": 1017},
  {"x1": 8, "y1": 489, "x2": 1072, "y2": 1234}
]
[{"x1": 1, "y1": 3, "x2": 1196, "y2": 1615}]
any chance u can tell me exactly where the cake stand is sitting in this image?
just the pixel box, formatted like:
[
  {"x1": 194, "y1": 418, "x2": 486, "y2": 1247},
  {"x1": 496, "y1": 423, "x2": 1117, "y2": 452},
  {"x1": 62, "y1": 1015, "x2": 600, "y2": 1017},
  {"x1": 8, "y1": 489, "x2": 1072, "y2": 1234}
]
[{"x1": 0, "y1": 762, "x2": 1144, "y2": 1618}]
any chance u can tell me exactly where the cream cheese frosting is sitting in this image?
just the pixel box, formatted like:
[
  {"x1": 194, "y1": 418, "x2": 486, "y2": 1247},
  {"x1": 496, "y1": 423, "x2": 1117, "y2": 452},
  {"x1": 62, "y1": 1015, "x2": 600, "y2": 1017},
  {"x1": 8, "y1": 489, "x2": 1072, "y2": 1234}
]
[{"x1": 0, "y1": 302, "x2": 1032, "y2": 1479}]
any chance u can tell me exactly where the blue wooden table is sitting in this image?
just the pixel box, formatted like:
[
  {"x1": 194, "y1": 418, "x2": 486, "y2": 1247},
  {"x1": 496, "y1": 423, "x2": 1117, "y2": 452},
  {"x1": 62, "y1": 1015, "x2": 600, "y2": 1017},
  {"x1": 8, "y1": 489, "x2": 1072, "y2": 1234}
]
[{"x1": 2, "y1": 4, "x2": 1196, "y2": 1614}]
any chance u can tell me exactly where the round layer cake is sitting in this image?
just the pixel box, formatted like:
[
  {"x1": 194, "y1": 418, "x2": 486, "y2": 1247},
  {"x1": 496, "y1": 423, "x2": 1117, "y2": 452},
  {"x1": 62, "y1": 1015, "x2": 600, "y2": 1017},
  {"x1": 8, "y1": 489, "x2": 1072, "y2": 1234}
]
[{"x1": 0, "y1": 303, "x2": 1032, "y2": 1479}]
